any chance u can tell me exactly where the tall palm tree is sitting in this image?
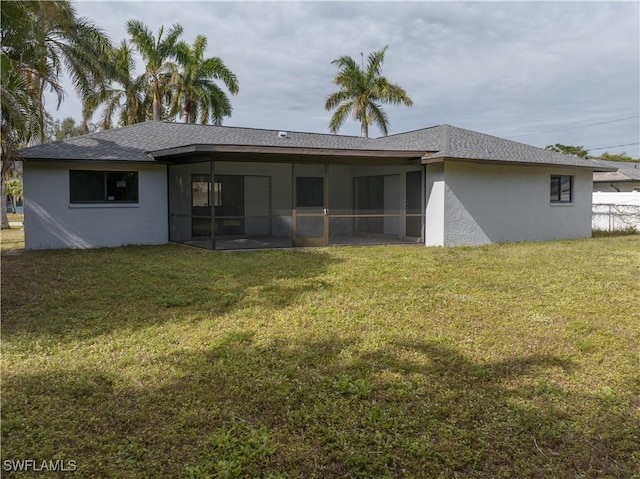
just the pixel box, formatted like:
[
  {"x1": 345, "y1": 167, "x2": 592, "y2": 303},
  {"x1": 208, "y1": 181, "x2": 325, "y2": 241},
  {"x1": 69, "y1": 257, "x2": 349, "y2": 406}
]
[
  {"x1": 325, "y1": 46, "x2": 413, "y2": 137},
  {"x1": 0, "y1": 54, "x2": 40, "y2": 228},
  {"x1": 1, "y1": 0, "x2": 112, "y2": 228},
  {"x1": 82, "y1": 40, "x2": 148, "y2": 129},
  {"x1": 171, "y1": 35, "x2": 239, "y2": 124},
  {"x1": 3, "y1": 1, "x2": 112, "y2": 141},
  {"x1": 126, "y1": 20, "x2": 183, "y2": 122}
]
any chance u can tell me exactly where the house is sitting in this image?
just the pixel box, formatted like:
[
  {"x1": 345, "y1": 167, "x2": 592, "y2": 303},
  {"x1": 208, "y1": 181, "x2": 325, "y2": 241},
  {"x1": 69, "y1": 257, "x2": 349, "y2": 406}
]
[
  {"x1": 18, "y1": 121, "x2": 614, "y2": 250},
  {"x1": 592, "y1": 159, "x2": 640, "y2": 192}
]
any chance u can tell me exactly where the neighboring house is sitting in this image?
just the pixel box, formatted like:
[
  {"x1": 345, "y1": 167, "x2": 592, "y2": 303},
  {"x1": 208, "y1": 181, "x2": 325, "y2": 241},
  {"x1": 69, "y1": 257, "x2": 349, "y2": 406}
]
[
  {"x1": 592, "y1": 159, "x2": 640, "y2": 192},
  {"x1": 19, "y1": 121, "x2": 613, "y2": 250}
]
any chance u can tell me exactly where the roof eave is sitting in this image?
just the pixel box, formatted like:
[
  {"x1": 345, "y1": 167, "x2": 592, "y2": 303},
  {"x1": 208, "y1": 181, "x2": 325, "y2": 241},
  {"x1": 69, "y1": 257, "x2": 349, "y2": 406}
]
[
  {"x1": 421, "y1": 156, "x2": 617, "y2": 171},
  {"x1": 593, "y1": 175, "x2": 639, "y2": 183},
  {"x1": 147, "y1": 144, "x2": 426, "y2": 160},
  {"x1": 19, "y1": 155, "x2": 156, "y2": 163}
]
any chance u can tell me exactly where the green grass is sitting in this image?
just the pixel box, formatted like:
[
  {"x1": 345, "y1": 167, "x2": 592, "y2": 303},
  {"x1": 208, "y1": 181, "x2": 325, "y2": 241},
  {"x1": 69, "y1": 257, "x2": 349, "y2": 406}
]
[
  {"x1": 2, "y1": 237, "x2": 639, "y2": 478},
  {"x1": 593, "y1": 228, "x2": 639, "y2": 238}
]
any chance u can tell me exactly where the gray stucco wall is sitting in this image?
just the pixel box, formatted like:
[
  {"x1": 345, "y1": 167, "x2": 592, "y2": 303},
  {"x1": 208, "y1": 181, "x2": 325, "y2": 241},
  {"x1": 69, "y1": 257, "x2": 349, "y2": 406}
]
[
  {"x1": 441, "y1": 161, "x2": 593, "y2": 246},
  {"x1": 425, "y1": 163, "x2": 445, "y2": 246},
  {"x1": 23, "y1": 158, "x2": 594, "y2": 250},
  {"x1": 24, "y1": 161, "x2": 168, "y2": 249}
]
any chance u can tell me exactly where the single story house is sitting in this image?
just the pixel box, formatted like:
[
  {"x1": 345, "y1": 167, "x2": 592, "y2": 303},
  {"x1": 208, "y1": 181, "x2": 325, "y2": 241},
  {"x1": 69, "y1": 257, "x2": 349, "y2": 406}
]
[
  {"x1": 593, "y1": 159, "x2": 640, "y2": 192},
  {"x1": 19, "y1": 121, "x2": 614, "y2": 250}
]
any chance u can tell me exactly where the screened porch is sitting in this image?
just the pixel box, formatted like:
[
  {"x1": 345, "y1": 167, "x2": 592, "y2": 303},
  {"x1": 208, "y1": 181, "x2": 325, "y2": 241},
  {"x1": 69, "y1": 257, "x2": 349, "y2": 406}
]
[{"x1": 168, "y1": 160, "x2": 425, "y2": 250}]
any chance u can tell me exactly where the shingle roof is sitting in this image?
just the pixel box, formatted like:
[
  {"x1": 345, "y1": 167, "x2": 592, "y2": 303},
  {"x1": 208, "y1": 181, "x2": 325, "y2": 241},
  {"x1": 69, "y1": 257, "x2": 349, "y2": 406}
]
[
  {"x1": 19, "y1": 121, "x2": 613, "y2": 170},
  {"x1": 593, "y1": 159, "x2": 640, "y2": 182},
  {"x1": 374, "y1": 125, "x2": 614, "y2": 169},
  {"x1": 19, "y1": 122, "x2": 402, "y2": 162}
]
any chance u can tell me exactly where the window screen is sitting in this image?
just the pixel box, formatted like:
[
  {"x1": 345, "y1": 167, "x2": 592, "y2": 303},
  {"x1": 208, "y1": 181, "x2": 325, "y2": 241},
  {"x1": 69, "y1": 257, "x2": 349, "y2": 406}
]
[{"x1": 296, "y1": 177, "x2": 324, "y2": 207}]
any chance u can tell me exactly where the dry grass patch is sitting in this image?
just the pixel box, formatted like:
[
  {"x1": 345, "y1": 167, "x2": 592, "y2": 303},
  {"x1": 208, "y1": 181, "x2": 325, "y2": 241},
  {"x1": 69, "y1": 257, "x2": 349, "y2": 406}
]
[{"x1": 1, "y1": 226, "x2": 24, "y2": 253}]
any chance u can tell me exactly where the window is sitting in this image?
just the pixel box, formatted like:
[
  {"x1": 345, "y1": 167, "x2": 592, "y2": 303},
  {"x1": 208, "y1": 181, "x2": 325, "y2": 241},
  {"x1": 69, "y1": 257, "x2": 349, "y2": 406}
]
[
  {"x1": 70, "y1": 170, "x2": 138, "y2": 203},
  {"x1": 191, "y1": 175, "x2": 223, "y2": 210},
  {"x1": 192, "y1": 175, "x2": 211, "y2": 210},
  {"x1": 550, "y1": 175, "x2": 572, "y2": 203}
]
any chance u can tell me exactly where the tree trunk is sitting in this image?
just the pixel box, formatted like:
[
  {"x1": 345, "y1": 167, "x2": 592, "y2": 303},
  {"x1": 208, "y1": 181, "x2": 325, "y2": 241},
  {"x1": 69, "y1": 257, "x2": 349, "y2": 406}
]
[
  {"x1": 182, "y1": 102, "x2": 190, "y2": 123},
  {"x1": 153, "y1": 98, "x2": 162, "y2": 121},
  {"x1": 1, "y1": 178, "x2": 9, "y2": 229},
  {"x1": 360, "y1": 122, "x2": 368, "y2": 138}
]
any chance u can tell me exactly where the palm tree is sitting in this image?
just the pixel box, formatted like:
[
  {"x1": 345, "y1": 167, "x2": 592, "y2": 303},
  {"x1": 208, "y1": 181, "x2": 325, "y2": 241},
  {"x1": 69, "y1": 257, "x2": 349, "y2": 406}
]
[
  {"x1": 82, "y1": 40, "x2": 148, "y2": 129},
  {"x1": 1, "y1": 0, "x2": 112, "y2": 227},
  {"x1": 3, "y1": 1, "x2": 112, "y2": 141},
  {"x1": 171, "y1": 35, "x2": 239, "y2": 124},
  {"x1": 5, "y1": 177, "x2": 23, "y2": 214},
  {"x1": 325, "y1": 46, "x2": 413, "y2": 137},
  {"x1": 126, "y1": 20, "x2": 183, "y2": 122},
  {"x1": 0, "y1": 54, "x2": 40, "y2": 228}
]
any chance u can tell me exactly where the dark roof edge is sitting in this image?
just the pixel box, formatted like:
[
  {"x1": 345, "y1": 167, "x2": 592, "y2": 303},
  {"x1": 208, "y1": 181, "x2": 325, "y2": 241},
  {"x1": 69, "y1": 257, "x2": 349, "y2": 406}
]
[
  {"x1": 147, "y1": 144, "x2": 427, "y2": 158},
  {"x1": 21, "y1": 157, "x2": 157, "y2": 164}
]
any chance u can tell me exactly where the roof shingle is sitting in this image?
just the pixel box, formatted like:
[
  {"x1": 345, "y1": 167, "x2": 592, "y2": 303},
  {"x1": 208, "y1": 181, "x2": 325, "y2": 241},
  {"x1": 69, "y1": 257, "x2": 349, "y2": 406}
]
[
  {"x1": 593, "y1": 159, "x2": 640, "y2": 182},
  {"x1": 19, "y1": 121, "x2": 614, "y2": 170}
]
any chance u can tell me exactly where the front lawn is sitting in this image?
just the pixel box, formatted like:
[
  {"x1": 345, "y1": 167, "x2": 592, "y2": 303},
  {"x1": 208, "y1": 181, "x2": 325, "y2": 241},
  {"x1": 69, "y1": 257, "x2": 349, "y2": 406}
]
[{"x1": 2, "y1": 237, "x2": 639, "y2": 478}]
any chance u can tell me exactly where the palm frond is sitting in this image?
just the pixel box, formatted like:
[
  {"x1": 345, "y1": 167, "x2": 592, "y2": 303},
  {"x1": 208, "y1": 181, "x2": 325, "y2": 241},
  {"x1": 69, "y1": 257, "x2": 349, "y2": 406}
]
[
  {"x1": 367, "y1": 102, "x2": 390, "y2": 136},
  {"x1": 328, "y1": 101, "x2": 354, "y2": 134},
  {"x1": 366, "y1": 45, "x2": 388, "y2": 81}
]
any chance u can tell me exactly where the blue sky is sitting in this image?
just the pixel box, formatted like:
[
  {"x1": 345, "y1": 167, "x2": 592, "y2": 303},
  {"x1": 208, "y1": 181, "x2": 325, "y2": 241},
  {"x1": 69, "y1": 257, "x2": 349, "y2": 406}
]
[{"x1": 50, "y1": 1, "x2": 640, "y2": 156}]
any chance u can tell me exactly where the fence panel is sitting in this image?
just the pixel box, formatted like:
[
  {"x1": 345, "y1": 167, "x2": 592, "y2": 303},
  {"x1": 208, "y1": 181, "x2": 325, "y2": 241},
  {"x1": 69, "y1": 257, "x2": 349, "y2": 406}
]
[{"x1": 592, "y1": 192, "x2": 640, "y2": 231}]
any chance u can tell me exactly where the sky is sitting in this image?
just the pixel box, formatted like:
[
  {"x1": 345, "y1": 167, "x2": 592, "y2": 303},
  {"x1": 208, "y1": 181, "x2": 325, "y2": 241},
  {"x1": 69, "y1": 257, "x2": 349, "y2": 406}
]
[{"x1": 49, "y1": 0, "x2": 640, "y2": 157}]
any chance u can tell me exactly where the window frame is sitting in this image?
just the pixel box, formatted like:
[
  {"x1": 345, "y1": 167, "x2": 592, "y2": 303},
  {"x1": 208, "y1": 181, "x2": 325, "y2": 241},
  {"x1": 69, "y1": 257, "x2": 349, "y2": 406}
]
[
  {"x1": 550, "y1": 175, "x2": 573, "y2": 204},
  {"x1": 69, "y1": 170, "x2": 139, "y2": 204}
]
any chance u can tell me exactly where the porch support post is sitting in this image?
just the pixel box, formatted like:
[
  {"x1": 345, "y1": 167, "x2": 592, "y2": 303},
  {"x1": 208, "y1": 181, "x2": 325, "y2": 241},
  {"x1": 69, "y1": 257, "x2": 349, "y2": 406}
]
[
  {"x1": 422, "y1": 164, "x2": 427, "y2": 245},
  {"x1": 324, "y1": 163, "x2": 329, "y2": 245},
  {"x1": 291, "y1": 162, "x2": 295, "y2": 246},
  {"x1": 210, "y1": 159, "x2": 215, "y2": 250}
]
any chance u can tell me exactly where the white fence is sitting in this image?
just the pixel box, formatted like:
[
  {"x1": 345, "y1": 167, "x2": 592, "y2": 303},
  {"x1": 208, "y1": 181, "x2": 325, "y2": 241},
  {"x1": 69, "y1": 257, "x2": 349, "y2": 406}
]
[{"x1": 592, "y1": 192, "x2": 640, "y2": 232}]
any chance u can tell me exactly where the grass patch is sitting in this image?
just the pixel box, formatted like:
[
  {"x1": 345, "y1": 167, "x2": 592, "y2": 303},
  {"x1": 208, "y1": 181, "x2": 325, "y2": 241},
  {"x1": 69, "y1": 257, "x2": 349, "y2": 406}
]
[
  {"x1": 592, "y1": 227, "x2": 638, "y2": 238},
  {"x1": 6, "y1": 212, "x2": 24, "y2": 223},
  {"x1": 2, "y1": 237, "x2": 639, "y2": 478},
  {"x1": 1, "y1": 226, "x2": 24, "y2": 252}
]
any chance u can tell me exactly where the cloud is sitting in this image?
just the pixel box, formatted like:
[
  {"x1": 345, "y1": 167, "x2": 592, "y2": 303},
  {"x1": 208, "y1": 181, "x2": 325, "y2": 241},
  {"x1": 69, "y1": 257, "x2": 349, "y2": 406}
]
[{"x1": 48, "y1": 1, "x2": 639, "y2": 156}]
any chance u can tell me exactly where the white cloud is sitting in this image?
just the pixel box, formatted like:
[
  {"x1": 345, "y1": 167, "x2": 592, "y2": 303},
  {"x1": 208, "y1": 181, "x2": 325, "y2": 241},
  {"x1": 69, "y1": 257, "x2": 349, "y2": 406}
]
[{"x1": 45, "y1": 0, "x2": 639, "y2": 156}]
